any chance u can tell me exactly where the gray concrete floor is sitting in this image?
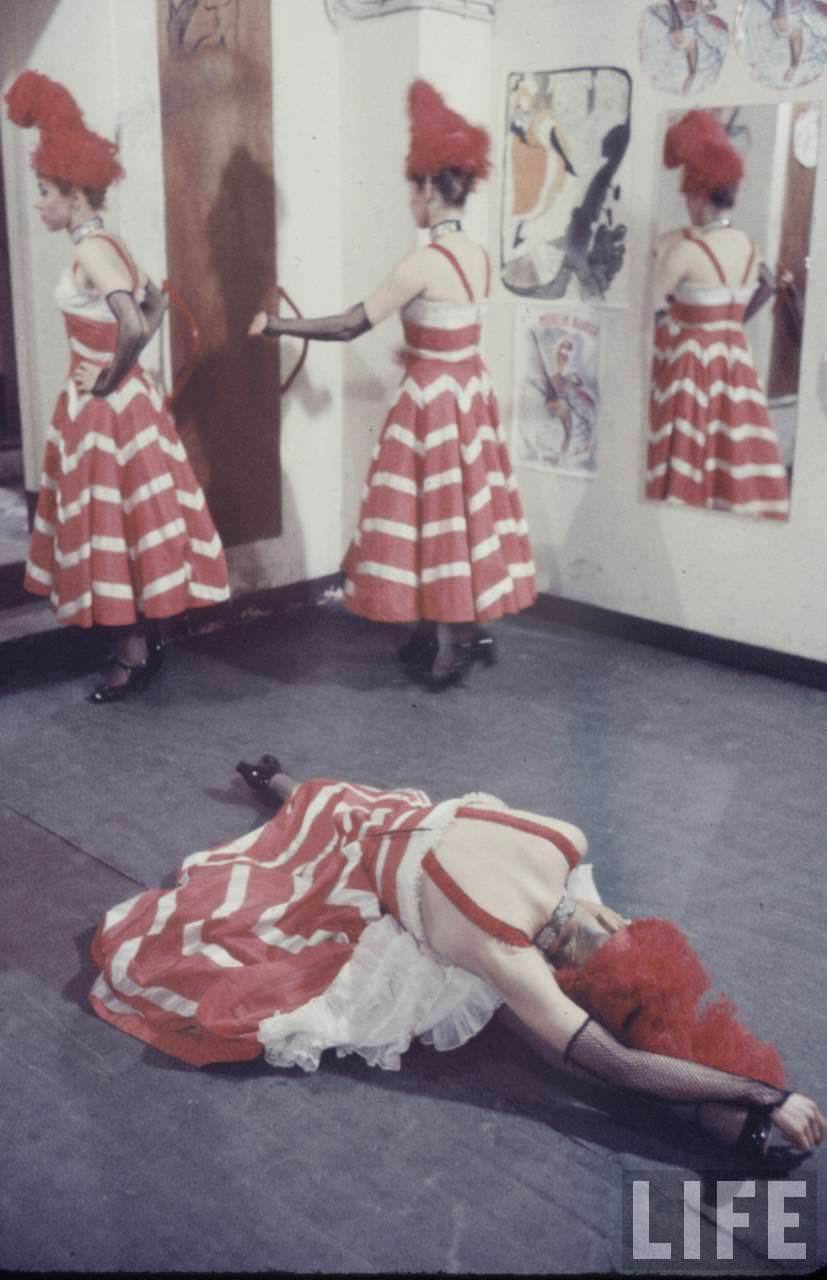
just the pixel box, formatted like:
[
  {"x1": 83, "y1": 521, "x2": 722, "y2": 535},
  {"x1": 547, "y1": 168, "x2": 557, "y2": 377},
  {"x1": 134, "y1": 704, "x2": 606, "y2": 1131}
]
[{"x1": 1, "y1": 600, "x2": 825, "y2": 1274}]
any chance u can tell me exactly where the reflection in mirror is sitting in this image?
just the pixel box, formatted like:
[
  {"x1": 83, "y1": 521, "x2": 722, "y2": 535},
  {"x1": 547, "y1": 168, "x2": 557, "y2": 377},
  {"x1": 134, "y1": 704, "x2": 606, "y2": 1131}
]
[{"x1": 646, "y1": 103, "x2": 817, "y2": 520}]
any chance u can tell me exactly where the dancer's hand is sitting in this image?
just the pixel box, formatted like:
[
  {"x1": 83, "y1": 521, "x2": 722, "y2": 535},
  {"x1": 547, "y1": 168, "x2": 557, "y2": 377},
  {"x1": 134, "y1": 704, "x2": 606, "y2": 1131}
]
[
  {"x1": 577, "y1": 901, "x2": 630, "y2": 935},
  {"x1": 248, "y1": 311, "x2": 271, "y2": 336},
  {"x1": 73, "y1": 361, "x2": 103, "y2": 393},
  {"x1": 772, "y1": 1093, "x2": 826, "y2": 1152}
]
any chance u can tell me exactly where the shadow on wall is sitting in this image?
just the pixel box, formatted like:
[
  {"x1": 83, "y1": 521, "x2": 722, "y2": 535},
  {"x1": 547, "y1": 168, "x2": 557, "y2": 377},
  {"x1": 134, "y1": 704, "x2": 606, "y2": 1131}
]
[
  {"x1": 0, "y1": 0, "x2": 61, "y2": 75},
  {"x1": 170, "y1": 144, "x2": 281, "y2": 548},
  {"x1": 157, "y1": 8, "x2": 281, "y2": 551}
]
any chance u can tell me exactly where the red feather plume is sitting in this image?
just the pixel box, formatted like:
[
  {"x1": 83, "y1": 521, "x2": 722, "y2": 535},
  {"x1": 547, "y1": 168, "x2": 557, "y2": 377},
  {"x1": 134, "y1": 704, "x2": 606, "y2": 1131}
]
[
  {"x1": 5, "y1": 68, "x2": 124, "y2": 189},
  {"x1": 5, "y1": 69, "x2": 84, "y2": 134},
  {"x1": 663, "y1": 109, "x2": 744, "y2": 195},
  {"x1": 405, "y1": 79, "x2": 490, "y2": 183},
  {"x1": 557, "y1": 918, "x2": 785, "y2": 1086}
]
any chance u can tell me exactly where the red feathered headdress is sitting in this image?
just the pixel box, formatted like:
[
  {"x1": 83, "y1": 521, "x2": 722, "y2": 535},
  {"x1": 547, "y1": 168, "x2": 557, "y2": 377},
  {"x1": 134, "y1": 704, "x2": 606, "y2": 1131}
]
[
  {"x1": 5, "y1": 69, "x2": 124, "y2": 189},
  {"x1": 556, "y1": 918, "x2": 785, "y2": 1086},
  {"x1": 405, "y1": 79, "x2": 491, "y2": 184},
  {"x1": 663, "y1": 109, "x2": 743, "y2": 196}
]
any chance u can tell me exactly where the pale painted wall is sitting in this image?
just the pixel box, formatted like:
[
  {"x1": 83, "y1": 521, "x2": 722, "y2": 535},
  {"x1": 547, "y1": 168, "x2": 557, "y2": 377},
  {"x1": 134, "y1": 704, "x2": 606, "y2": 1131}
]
[
  {"x1": 3, "y1": 0, "x2": 826, "y2": 661},
  {"x1": 0, "y1": 0, "x2": 346, "y2": 595},
  {"x1": 489, "y1": 0, "x2": 827, "y2": 662}
]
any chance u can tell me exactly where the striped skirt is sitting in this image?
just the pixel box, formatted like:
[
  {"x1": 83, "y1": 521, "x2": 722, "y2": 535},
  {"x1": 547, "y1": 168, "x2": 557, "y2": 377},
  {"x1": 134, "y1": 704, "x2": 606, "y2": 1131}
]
[
  {"x1": 89, "y1": 778, "x2": 501, "y2": 1069},
  {"x1": 342, "y1": 351, "x2": 537, "y2": 623},
  {"x1": 646, "y1": 303, "x2": 790, "y2": 519},
  {"x1": 25, "y1": 326, "x2": 230, "y2": 627}
]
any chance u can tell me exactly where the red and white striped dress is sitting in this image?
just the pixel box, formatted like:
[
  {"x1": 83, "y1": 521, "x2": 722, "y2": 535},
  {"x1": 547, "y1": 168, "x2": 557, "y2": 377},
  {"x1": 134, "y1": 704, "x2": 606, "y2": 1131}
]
[
  {"x1": 89, "y1": 779, "x2": 504, "y2": 1069},
  {"x1": 646, "y1": 233, "x2": 790, "y2": 519},
  {"x1": 342, "y1": 244, "x2": 537, "y2": 623},
  {"x1": 24, "y1": 234, "x2": 230, "y2": 627}
]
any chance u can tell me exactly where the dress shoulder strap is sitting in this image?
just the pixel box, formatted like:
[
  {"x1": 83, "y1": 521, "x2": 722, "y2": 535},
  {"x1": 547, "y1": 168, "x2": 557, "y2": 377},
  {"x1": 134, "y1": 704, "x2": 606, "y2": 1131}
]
[
  {"x1": 427, "y1": 241, "x2": 475, "y2": 302},
  {"x1": 454, "y1": 804, "x2": 583, "y2": 869},
  {"x1": 682, "y1": 229, "x2": 727, "y2": 285},
  {"x1": 740, "y1": 241, "x2": 757, "y2": 287}
]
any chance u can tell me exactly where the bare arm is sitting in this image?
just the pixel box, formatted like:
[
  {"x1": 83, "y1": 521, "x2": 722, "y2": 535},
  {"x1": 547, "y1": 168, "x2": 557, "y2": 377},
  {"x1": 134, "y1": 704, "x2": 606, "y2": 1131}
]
[
  {"x1": 248, "y1": 249, "x2": 430, "y2": 343},
  {"x1": 652, "y1": 236, "x2": 690, "y2": 307}
]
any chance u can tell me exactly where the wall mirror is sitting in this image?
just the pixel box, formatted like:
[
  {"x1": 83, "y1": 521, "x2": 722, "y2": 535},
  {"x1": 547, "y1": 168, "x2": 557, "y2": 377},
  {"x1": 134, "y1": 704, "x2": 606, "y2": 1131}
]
[{"x1": 646, "y1": 101, "x2": 818, "y2": 520}]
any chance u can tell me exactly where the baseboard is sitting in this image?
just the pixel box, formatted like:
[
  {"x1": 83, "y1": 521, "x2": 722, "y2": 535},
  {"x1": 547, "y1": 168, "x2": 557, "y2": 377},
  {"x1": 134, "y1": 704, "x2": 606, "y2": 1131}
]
[
  {"x1": 0, "y1": 560, "x2": 27, "y2": 608},
  {"x1": 526, "y1": 592, "x2": 827, "y2": 691},
  {"x1": 0, "y1": 572, "x2": 345, "y2": 684},
  {"x1": 3, "y1": 576, "x2": 824, "y2": 693}
]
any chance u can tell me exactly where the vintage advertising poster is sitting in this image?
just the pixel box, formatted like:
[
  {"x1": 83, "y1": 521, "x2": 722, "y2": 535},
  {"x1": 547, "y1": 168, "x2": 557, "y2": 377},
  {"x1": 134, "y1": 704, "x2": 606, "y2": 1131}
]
[
  {"x1": 501, "y1": 66, "x2": 631, "y2": 305},
  {"x1": 512, "y1": 304, "x2": 601, "y2": 477},
  {"x1": 734, "y1": 0, "x2": 827, "y2": 88},
  {"x1": 639, "y1": 1, "x2": 730, "y2": 96}
]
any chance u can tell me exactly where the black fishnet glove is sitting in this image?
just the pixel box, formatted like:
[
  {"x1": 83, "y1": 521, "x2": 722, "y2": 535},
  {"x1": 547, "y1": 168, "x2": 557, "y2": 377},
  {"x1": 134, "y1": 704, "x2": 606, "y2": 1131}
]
[
  {"x1": 564, "y1": 1017, "x2": 789, "y2": 1111},
  {"x1": 92, "y1": 291, "x2": 148, "y2": 396},
  {"x1": 263, "y1": 302, "x2": 372, "y2": 343},
  {"x1": 139, "y1": 278, "x2": 169, "y2": 345}
]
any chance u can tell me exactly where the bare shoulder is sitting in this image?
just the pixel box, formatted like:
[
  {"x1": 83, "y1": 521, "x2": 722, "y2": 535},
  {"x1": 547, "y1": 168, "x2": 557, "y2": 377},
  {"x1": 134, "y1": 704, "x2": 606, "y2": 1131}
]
[
  {"x1": 391, "y1": 246, "x2": 434, "y2": 286},
  {"x1": 656, "y1": 228, "x2": 688, "y2": 256},
  {"x1": 74, "y1": 234, "x2": 126, "y2": 271}
]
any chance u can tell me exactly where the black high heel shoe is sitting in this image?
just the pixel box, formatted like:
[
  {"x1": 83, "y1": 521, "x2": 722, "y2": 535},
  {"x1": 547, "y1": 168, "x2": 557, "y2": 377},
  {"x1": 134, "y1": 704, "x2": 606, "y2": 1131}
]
[
  {"x1": 235, "y1": 754, "x2": 283, "y2": 794},
  {"x1": 465, "y1": 630, "x2": 497, "y2": 667},
  {"x1": 397, "y1": 631, "x2": 438, "y2": 668},
  {"x1": 423, "y1": 647, "x2": 473, "y2": 692},
  {"x1": 88, "y1": 655, "x2": 157, "y2": 704},
  {"x1": 145, "y1": 640, "x2": 165, "y2": 677}
]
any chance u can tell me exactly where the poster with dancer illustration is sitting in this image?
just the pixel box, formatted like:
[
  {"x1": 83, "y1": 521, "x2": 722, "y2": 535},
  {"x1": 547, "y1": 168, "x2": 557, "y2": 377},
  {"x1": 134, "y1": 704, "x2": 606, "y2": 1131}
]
[
  {"x1": 639, "y1": 1, "x2": 730, "y2": 96},
  {"x1": 501, "y1": 67, "x2": 631, "y2": 304},
  {"x1": 734, "y1": 0, "x2": 827, "y2": 87},
  {"x1": 512, "y1": 305, "x2": 601, "y2": 477}
]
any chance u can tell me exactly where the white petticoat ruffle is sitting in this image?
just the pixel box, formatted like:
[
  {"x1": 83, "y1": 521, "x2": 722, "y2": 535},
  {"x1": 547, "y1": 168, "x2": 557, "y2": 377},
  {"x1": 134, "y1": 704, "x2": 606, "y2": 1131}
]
[{"x1": 257, "y1": 914, "x2": 502, "y2": 1073}]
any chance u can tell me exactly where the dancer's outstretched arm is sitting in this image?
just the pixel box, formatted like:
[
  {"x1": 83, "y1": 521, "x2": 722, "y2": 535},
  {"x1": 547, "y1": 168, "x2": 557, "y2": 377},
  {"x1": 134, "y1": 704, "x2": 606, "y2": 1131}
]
[
  {"x1": 478, "y1": 946, "x2": 824, "y2": 1153},
  {"x1": 248, "y1": 248, "x2": 434, "y2": 342}
]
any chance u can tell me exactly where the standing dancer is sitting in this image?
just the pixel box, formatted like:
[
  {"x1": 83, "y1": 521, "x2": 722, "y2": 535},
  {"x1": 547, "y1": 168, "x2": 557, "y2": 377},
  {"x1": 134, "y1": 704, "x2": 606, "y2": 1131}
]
[
  {"x1": 646, "y1": 110, "x2": 790, "y2": 518},
  {"x1": 250, "y1": 81, "x2": 537, "y2": 689},
  {"x1": 6, "y1": 71, "x2": 230, "y2": 701}
]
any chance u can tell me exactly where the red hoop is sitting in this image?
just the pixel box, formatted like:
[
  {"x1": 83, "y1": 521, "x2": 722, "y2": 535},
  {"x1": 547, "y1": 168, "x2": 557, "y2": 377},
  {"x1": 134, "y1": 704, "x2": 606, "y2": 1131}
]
[
  {"x1": 161, "y1": 279, "x2": 201, "y2": 409},
  {"x1": 276, "y1": 285, "x2": 310, "y2": 395}
]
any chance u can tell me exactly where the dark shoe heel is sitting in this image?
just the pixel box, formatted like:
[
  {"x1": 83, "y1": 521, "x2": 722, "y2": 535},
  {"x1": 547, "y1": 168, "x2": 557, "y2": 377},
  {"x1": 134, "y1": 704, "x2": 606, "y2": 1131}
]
[
  {"x1": 472, "y1": 633, "x2": 497, "y2": 667},
  {"x1": 88, "y1": 656, "x2": 156, "y2": 704},
  {"x1": 397, "y1": 633, "x2": 438, "y2": 668},
  {"x1": 236, "y1": 754, "x2": 282, "y2": 793},
  {"x1": 423, "y1": 649, "x2": 472, "y2": 692}
]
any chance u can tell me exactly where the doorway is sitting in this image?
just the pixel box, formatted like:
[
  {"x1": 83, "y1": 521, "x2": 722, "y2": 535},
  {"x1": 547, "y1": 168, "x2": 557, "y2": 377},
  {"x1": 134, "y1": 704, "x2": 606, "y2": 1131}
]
[{"x1": 0, "y1": 132, "x2": 30, "y2": 604}]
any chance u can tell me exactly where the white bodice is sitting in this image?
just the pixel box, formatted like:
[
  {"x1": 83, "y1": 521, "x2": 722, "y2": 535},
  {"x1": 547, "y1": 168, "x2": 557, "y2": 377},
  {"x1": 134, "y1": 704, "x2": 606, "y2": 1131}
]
[
  {"x1": 671, "y1": 279, "x2": 754, "y2": 306},
  {"x1": 401, "y1": 295, "x2": 486, "y2": 328},
  {"x1": 55, "y1": 259, "x2": 146, "y2": 323}
]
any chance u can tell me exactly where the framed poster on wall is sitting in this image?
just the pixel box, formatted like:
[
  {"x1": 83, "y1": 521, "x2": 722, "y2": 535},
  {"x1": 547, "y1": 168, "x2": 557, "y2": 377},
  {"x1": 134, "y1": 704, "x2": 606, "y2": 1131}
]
[
  {"x1": 512, "y1": 303, "x2": 601, "y2": 478},
  {"x1": 501, "y1": 66, "x2": 631, "y2": 306}
]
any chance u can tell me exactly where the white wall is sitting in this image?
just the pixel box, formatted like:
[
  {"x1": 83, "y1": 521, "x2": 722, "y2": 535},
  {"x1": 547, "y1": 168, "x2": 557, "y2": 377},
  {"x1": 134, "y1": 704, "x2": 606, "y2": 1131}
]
[
  {"x1": 228, "y1": 0, "x2": 345, "y2": 592},
  {"x1": 338, "y1": 6, "x2": 492, "y2": 548},
  {"x1": 1, "y1": 0, "x2": 115, "y2": 489},
  {"x1": 490, "y1": 0, "x2": 827, "y2": 662}
]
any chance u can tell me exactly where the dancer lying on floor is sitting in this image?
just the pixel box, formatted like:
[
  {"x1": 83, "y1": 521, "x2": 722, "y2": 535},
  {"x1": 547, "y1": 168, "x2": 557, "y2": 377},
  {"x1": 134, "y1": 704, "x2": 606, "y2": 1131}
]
[{"x1": 90, "y1": 758, "x2": 824, "y2": 1160}]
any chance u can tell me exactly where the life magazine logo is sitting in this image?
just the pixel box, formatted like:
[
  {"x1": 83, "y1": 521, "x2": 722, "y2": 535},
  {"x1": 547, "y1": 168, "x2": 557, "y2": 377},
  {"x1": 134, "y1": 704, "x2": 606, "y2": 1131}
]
[{"x1": 621, "y1": 1169, "x2": 818, "y2": 1272}]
